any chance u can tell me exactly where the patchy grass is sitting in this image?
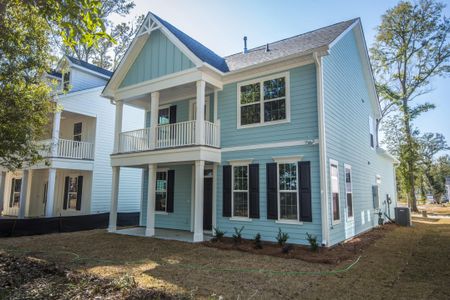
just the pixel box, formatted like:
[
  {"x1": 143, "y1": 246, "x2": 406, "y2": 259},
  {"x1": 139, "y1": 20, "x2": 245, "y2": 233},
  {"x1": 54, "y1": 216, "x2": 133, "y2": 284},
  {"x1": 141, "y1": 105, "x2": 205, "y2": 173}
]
[
  {"x1": 418, "y1": 203, "x2": 450, "y2": 215},
  {"x1": 0, "y1": 219, "x2": 449, "y2": 299}
]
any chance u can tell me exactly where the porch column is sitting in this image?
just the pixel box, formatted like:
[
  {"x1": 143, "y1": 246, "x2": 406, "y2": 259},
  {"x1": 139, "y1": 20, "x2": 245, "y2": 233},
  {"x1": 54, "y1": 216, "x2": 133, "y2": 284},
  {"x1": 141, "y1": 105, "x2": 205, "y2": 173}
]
[
  {"x1": 113, "y1": 100, "x2": 123, "y2": 153},
  {"x1": 213, "y1": 88, "x2": 219, "y2": 122},
  {"x1": 149, "y1": 92, "x2": 159, "y2": 150},
  {"x1": 0, "y1": 171, "x2": 6, "y2": 213},
  {"x1": 145, "y1": 163, "x2": 156, "y2": 236},
  {"x1": 45, "y1": 168, "x2": 57, "y2": 217},
  {"x1": 193, "y1": 160, "x2": 205, "y2": 242},
  {"x1": 195, "y1": 80, "x2": 206, "y2": 145},
  {"x1": 108, "y1": 166, "x2": 120, "y2": 232},
  {"x1": 51, "y1": 110, "x2": 61, "y2": 157},
  {"x1": 18, "y1": 169, "x2": 30, "y2": 219}
]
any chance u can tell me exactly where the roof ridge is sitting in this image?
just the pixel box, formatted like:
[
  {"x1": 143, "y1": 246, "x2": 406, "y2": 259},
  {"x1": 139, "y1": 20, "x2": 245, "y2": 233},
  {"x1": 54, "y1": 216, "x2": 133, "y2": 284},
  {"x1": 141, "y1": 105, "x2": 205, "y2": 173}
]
[
  {"x1": 224, "y1": 18, "x2": 359, "y2": 59},
  {"x1": 66, "y1": 55, "x2": 113, "y2": 76}
]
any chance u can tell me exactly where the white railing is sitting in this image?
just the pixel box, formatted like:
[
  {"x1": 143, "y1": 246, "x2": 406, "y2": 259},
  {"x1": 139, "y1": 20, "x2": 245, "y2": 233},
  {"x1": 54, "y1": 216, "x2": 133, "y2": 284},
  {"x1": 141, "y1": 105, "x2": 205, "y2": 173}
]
[
  {"x1": 118, "y1": 120, "x2": 220, "y2": 153},
  {"x1": 37, "y1": 139, "x2": 94, "y2": 160}
]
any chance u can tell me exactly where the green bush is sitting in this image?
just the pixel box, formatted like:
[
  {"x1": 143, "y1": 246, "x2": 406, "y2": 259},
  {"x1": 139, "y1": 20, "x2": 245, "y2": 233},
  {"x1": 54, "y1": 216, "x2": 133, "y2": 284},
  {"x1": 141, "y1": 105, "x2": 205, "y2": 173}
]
[
  {"x1": 306, "y1": 232, "x2": 319, "y2": 252},
  {"x1": 212, "y1": 227, "x2": 225, "y2": 242},
  {"x1": 276, "y1": 228, "x2": 289, "y2": 246},
  {"x1": 254, "y1": 233, "x2": 262, "y2": 249},
  {"x1": 232, "y1": 226, "x2": 244, "y2": 244}
]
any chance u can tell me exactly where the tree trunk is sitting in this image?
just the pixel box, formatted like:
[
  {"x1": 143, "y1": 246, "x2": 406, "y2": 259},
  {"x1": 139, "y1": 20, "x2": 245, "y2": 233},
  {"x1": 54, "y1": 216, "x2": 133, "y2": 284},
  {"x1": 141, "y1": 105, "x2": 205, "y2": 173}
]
[{"x1": 402, "y1": 100, "x2": 418, "y2": 212}]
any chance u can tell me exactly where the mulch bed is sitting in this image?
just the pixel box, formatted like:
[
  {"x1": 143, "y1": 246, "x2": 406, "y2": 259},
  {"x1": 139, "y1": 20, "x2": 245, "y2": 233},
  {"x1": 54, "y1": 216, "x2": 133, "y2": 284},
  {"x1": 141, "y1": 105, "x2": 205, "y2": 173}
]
[
  {"x1": 0, "y1": 252, "x2": 185, "y2": 300},
  {"x1": 204, "y1": 224, "x2": 396, "y2": 264}
]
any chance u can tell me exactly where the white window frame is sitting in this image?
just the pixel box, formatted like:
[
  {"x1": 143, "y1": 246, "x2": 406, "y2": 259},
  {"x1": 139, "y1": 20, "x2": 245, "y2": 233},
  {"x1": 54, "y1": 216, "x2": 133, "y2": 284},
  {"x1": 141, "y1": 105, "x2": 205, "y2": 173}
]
[
  {"x1": 10, "y1": 175, "x2": 22, "y2": 208},
  {"x1": 230, "y1": 161, "x2": 250, "y2": 220},
  {"x1": 344, "y1": 164, "x2": 354, "y2": 221},
  {"x1": 65, "y1": 175, "x2": 79, "y2": 211},
  {"x1": 369, "y1": 115, "x2": 375, "y2": 149},
  {"x1": 330, "y1": 159, "x2": 341, "y2": 224},
  {"x1": 189, "y1": 96, "x2": 211, "y2": 121},
  {"x1": 155, "y1": 169, "x2": 168, "y2": 213},
  {"x1": 276, "y1": 160, "x2": 300, "y2": 223},
  {"x1": 73, "y1": 122, "x2": 82, "y2": 142},
  {"x1": 236, "y1": 72, "x2": 290, "y2": 129}
]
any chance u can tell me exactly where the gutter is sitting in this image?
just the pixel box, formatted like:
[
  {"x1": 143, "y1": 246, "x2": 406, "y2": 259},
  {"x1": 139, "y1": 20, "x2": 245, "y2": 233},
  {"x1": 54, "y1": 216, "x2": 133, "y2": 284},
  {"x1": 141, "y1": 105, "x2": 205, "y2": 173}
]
[{"x1": 313, "y1": 51, "x2": 330, "y2": 247}]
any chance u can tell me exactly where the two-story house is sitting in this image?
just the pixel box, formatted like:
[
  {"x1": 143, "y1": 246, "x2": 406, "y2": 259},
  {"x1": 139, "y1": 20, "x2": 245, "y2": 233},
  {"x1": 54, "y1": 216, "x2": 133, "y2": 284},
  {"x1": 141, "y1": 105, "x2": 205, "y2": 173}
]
[
  {"x1": 0, "y1": 56, "x2": 143, "y2": 219},
  {"x1": 103, "y1": 13, "x2": 398, "y2": 246}
]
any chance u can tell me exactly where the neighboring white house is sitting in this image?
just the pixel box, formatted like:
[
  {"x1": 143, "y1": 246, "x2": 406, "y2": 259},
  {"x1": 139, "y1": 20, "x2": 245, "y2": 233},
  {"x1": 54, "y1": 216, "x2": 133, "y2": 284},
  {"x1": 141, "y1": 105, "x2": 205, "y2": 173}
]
[
  {"x1": 0, "y1": 56, "x2": 144, "y2": 218},
  {"x1": 445, "y1": 177, "x2": 450, "y2": 202}
]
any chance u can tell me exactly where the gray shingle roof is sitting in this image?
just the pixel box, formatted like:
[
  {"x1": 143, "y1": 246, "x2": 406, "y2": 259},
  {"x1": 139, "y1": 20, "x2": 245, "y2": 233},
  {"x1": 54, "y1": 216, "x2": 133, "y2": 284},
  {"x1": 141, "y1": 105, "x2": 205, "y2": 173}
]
[
  {"x1": 224, "y1": 19, "x2": 358, "y2": 72},
  {"x1": 66, "y1": 56, "x2": 113, "y2": 77}
]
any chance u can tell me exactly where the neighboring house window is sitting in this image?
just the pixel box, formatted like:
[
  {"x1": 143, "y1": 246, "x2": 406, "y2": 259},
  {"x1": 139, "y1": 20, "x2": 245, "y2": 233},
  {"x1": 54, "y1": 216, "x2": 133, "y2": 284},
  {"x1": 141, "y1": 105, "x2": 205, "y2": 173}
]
[
  {"x1": 238, "y1": 73, "x2": 289, "y2": 127},
  {"x1": 9, "y1": 178, "x2": 22, "y2": 207},
  {"x1": 369, "y1": 116, "x2": 375, "y2": 148},
  {"x1": 278, "y1": 163, "x2": 298, "y2": 220},
  {"x1": 232, "y1": 165, "x2": 249, "y2": 217},
  {"x1": 344, "y1": 165, "x2": 353, "y2": 219},
  {"x1": 63, "y1": 72, "x2": 70, "y2": 91},
  {"x1": 330, "y1": 161, "x2": 340, "y2": 223},
  {"x1": 73, "y1": 122, "x2": 82, "y2": 142},
  {"x1": 67, "y1": 176, "x2": 78, "y2": 209},
  {"x1": 155, "y1": 171, "x2": 167, "y2": 212}
]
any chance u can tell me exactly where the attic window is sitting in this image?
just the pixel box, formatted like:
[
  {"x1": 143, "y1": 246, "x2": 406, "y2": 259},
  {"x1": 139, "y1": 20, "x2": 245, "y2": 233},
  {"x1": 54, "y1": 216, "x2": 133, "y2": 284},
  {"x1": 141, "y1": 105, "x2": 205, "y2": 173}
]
[{"x1": 63, "y1": 72, "x2": 70, "y2": 91}]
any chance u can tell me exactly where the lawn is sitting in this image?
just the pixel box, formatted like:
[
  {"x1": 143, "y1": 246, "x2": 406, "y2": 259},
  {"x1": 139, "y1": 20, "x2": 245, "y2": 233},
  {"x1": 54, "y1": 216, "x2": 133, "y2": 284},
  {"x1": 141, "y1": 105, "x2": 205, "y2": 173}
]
[{"x1": 1, "y1": 218, "x2": 450, "y2": 299}]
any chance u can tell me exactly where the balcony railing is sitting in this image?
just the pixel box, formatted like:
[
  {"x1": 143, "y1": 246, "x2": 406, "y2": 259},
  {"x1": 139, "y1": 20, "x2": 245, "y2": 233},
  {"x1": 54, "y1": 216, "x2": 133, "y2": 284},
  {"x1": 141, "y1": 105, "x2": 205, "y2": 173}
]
[
  {"x1": 118, "y1": 120, "x2": 220, "y2": 153},
  {"x1": 38, "y1": 139, "x2": 95, "y2": 160}
]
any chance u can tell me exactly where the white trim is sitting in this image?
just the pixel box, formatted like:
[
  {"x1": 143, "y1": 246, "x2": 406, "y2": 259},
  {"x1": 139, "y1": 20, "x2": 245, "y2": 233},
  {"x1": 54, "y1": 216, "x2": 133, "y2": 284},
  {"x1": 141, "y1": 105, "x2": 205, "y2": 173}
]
[
  {"x1": 190, "y1": 165, "x2": 195, "y2": 232},
  {"x1": 344, "y1": 164, "x2": 354, "y2": 221},
  {"x1": 330, "y1": 159, "x2": 341, "y2": 225},
  {"x1": 328, "y1": 19, "x2": 359, "y2": 48},
  {"x1": 272, "y1": 155, "x2": 303, "y2": 163},
  {"x1": 228, "y1": 159, "x2": 253, "y2": 166},
  {"x1": 155, "y1": 211, "x2": 169, "y2": 215},
  {"x1": 236, "y1": 72, "x2": 290, "y2": 129},
  {"x1": 222, "y1": 139, "x2": 318, "y2": 153},
  {"x1": 212, "y1": 163, "x2": 218, "y2": 230},
  {"x1": 229, "y1": 217, "x2": 252, "y2": 222},
  {"x1": 275, "y1": 220, "x2": 303, "y2": 225},
  {"x1": 276, "y1": 162, "x2": 300, "y2": 222},
  {"x1": 231, "y1": 164, "x2": 249, "y2": 219},
  {"x1": 70, "y1": 64, "x2": 111, "y2": 80}
]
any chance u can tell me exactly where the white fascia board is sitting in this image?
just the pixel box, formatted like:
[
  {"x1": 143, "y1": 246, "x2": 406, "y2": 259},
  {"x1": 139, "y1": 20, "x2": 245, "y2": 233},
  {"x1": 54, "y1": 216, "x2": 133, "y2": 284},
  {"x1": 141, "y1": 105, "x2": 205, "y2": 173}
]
[{"x1": 70, "y1": 64, "x2": 111, "y2": 80}]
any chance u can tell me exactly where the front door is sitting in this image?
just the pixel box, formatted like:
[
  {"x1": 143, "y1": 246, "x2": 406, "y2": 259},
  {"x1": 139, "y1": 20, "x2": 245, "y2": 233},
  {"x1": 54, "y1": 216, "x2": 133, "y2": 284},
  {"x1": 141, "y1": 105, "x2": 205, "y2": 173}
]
[{"x1": 203, "y1": 177, "x2": 213, "y2": 231}]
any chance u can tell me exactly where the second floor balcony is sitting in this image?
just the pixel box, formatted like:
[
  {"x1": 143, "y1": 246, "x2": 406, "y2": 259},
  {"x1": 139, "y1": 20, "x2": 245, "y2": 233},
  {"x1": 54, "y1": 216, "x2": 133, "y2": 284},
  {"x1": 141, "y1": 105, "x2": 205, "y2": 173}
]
[{"x1": 38, "y1": 138, "x2": 95, "y2": 160}]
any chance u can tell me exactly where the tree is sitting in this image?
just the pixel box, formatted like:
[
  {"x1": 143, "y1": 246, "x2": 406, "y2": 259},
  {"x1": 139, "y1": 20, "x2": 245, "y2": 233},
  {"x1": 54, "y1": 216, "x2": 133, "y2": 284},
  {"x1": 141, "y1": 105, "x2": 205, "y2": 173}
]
[
  {"x1": 429, "y1": 155, "x2": 450, "y2": 203},
  {"x1": 371, "y1": 0, "x2": 450, "y2": 211},
  {"x1": 0, "y1": 0, "x2": 110, "y2": 170}
]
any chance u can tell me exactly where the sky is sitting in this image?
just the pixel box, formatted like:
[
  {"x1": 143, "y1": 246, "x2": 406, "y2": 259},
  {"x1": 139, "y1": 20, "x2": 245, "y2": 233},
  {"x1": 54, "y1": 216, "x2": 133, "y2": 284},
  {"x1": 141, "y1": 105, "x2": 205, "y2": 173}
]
[{"x1": 110, "y1": 0, "x2": 450, "y2": 153}]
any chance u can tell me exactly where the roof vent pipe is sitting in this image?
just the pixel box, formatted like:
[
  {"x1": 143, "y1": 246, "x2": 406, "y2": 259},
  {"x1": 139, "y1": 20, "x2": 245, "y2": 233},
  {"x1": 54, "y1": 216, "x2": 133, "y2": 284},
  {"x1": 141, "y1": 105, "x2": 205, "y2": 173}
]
[
  {"x1": 265, "y1": 43, "x2": 270, "y2": 52},
  {"x1": 243, "y1": 36, "x2": 248, "y2": 53}
]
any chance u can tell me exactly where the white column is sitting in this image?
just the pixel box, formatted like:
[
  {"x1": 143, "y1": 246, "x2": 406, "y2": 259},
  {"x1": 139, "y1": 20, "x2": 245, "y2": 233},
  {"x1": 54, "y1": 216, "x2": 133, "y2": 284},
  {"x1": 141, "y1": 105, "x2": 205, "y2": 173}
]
[
  {"x1": 18, "y1": 169, "x2": 30, "y2": 219},
  {"x1": 193, "y1": 160, "x2": 205, "y2": 242},
  {"x1": 149, "y1": 92, "x2": 160, "y2": 150},
  {"x1": 213, "y1": 88, "x2": 218, "y2": 122},
  {"x1": 0, "y1": 171, "x2": 6, "y2": 213},
  {"x1": 108, "y1": 166, "x2": 120, "y2": 232},
  {"x1": 113, "y1": 101, "x2": 123, "y2": 153},
  {"x1": 45, "y1": 168, "x2": 56, "y2": 217},
  {"x1": 51, "y1": 110, "x2": 61, "y2": 157},
  {"x1": 145, "y1": 164, "x2": 156, "y2": 236},
  {"x1": 195, "y1": 80, "x2": 206, "y2": 145}
]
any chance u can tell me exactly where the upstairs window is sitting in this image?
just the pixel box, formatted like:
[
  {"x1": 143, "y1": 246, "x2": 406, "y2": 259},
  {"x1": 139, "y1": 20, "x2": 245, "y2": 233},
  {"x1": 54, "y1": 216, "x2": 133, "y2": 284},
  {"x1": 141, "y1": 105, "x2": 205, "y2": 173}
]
[
  {"x1": 369, "y1": 116, "x2": 375, "y2": 148},
  {"x1": 238, "y1": 73, "x2": 289, "y2": 128},
  {"x1": 73, "y1": 122, "x2": 82, "y2": 142},
  {"x1": 63, "y1": 72, "x2": 70, "y2": 92}
]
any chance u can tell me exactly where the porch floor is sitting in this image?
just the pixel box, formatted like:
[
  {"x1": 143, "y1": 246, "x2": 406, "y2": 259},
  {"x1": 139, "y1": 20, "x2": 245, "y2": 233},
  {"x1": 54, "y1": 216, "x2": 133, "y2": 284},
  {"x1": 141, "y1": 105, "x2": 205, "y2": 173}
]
[{"x1": 114, "y1": 227, "x2": 213, "y2": 243}]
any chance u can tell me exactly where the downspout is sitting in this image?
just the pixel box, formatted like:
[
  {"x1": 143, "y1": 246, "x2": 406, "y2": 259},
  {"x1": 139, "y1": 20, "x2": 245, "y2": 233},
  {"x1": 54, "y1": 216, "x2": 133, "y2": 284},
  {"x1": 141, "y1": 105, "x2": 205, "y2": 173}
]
[{"x1": 314, "y1": 52, "x2": 330, "y2": 247}]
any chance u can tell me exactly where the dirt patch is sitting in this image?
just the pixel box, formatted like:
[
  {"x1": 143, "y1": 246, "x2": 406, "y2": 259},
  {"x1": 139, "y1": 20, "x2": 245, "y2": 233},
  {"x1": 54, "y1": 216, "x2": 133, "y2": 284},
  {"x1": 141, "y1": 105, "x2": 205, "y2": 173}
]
[
  {"x1": 418, "y1": 203, "x2": 450, "y2": 215},
  {"x1": 204, "y1": 224, "x2": 395, "y2": 264},
  {"x1": 0, "y1": 252, "x2": 184, "y2": 300}
]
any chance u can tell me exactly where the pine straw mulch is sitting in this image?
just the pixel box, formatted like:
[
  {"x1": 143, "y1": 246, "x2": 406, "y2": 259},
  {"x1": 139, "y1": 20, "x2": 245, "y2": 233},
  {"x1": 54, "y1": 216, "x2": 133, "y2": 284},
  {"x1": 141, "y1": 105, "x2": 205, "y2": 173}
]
[
  {"x1": 0, "y1": 252, "x2": 186, "y2": 300},
  {"x1": 203, "y1": 223, "x2": 396, "y2": 264}
]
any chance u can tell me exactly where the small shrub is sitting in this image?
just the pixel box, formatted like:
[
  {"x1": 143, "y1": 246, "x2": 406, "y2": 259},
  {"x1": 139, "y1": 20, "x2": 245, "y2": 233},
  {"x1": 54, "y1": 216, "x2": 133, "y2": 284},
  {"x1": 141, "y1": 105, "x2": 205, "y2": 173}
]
[
  {"x1": 306, "y1": 232, "x2": 319, "y2": 252},
  {"x1": 232, "y1": 226, "x2": 244, "y2": 244},
  {"x1": 282, "y1": 244, "x2": 293, "y2": 254},
  {"x1": 253, "y1": 233, "x2": 262, "y2": 249},
  {"x1": 114, "y1": 273, "x2": 137, "y2": 291},
  {"x1": 212, "y1": 227, "x2": 225, "y2": 242},
  {"x1": 276, "y1": 228, "x2": 289, "y2": 246}
]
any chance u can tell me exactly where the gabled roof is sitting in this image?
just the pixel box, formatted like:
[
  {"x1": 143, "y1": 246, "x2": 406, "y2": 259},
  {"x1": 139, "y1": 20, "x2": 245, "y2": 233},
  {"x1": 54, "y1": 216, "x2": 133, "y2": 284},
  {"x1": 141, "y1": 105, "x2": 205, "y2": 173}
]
[
  {"x1": 151, "y1": 14, "x2": 229, "y2": 72},
  {"x1": 66, "y1": 56, "x2": 113, "y2": 77},
  {"x1": 225, "y1": 19, "x2": 358, "y2": 71}
]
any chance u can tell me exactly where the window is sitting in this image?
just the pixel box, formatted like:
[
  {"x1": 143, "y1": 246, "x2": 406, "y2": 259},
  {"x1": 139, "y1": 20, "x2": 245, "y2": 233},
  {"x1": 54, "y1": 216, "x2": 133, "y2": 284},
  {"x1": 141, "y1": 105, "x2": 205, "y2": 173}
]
[
  {"x1": 10, "y1": 178, "x2": 22, "y2": 207},
  {"x1": 278, "y1": 163, "x2": 298, "y2": 220},
  {"x1": 73, "y1": 122, "x2": 82, "y2": 142},
  {"x1": 63, "y1": 72, "x2": 70, "y2": 91},
  {"x1": 66, "y1": 176, "x2": 78, "y2": 209},
  {"x1": 190, "y1": 97, "x2": 210, "y2": 121},
  {"x1": 344, "y1": 165, "x2": 353, "y2": 219},
  {"x1": 232, "y1": 165, "x2": 249, "y2": 217},
  {"x1": 238, "y1": 73, "x2": 289, "y2": 127},
  {"x1": 158, "y1": 108, "x2": 170, "y2": 125},
  {"x1": 155, "y1": 171, "x2": 167, "y2": 211},
  {"x1": 369, "y1": 116, "x2": 375, "y2": 148},
  {"x1": 330, "y1": 161, "x2": 340, "y2": 223}
]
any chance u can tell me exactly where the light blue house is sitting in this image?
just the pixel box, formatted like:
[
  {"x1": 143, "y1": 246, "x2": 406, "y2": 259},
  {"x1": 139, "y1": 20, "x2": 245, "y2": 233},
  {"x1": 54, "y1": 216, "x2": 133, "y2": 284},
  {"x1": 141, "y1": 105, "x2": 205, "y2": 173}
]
[{"x1": 103, "y1": 13, "x2": 398, "y2": 247}]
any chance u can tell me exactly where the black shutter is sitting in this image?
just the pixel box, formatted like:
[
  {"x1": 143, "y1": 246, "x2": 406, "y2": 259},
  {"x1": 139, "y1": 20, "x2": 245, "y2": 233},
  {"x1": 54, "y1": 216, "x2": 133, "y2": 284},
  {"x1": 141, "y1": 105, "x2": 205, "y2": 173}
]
[
  {"x1": 76, "y1": 176, "x2": 83, "y2": 211},
  {"x1": 169, "y1": 105, "x2": 177, "y2": 124},
  {"x1": 298, "y1": 161, "x2": 312, "y2": 222},
  {"x1": 266, "y1": 163, "x2": 278, "y2": 220},
  {"x1": 9, "y1": 178, "x2": 15, "y2": 207},
  {"x1": 249, "y1": 164, "x2": 260, "y2": 218},
  {"x1": 222, "y1": 165, "x2": 232, "y2": 217},
  {"x1": 167, "y1": 170, "x2": 175, "y2": 213},
  {"x1": 63, "y1": 176, "x2": 69, "y2": 209}
]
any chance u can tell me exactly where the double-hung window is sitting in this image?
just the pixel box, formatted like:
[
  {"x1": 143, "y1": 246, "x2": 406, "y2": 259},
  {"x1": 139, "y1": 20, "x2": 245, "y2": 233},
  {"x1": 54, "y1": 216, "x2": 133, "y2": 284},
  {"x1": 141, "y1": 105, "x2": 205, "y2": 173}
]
[
  {"x1": 73, "y1": 122, "x2": 82, "y2": 142},
  {"x1": 155, "y1": 171, "x2": 167, "y2": 212},
  {"x1": 330, "y1": 161, "x2": 340, "y2": 223},
  {"x1": 369, "y1": 116, "x2": 376, "y2": 149},
  {"x1": 238, "y1": 73, "x2": 289, "y2": 127},
  {"x1": 344, "y1": 165, "x2": 353, "y2": 219},
  {"x1": 232, "y1": 165, "x2": 249, "y2": 217},
  {"x1": 278, "y1": 163, "x2": 298, "y2": 220},
  {"x1": 66, "y1": 176, "x2": 78, "y2": 210},
  {"x1": 10, "y1": 178, "x2": 22, "y2": 207}
]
